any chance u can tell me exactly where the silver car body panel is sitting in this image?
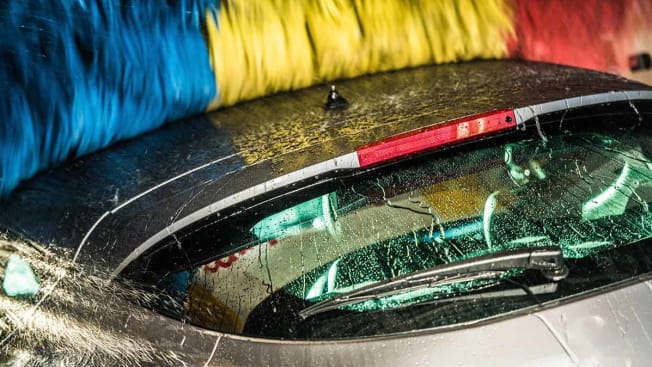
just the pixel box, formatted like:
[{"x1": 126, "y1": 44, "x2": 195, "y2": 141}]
[{"x1": 125, "y1": 279, "x2": 652, "y2": 366}]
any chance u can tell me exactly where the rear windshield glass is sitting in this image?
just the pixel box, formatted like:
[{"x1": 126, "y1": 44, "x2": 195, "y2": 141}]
[{"x1": 156, "y1": 128, "x2": 652, "y2": 339}]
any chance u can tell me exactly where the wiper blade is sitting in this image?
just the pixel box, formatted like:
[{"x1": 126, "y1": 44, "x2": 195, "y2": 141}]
[{"x1": 299, "y1": 245, "x2": 568, "y2": 320}]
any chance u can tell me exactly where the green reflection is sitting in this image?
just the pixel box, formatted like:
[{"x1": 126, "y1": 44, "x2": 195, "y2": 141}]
[
  {"x1": 280, "y1": 132, "x2": 652, "y2": 311},
  {"x1": 251, "y1": 193, "x2": 338, "y2": 241},
  {"x1": 177, "y1": 131, "x2": 652, "y2": 330},
  {"x1": 582, "y1": 159, "x2": 652, "y2": 220}
]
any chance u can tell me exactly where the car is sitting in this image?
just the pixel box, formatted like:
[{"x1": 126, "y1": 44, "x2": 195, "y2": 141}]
[{"x1": 1, "y1": 60, "x2": 652, "y2": 366}]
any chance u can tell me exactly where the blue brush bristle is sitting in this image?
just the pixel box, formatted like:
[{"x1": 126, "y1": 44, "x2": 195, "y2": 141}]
[{"x1": 0, "y1": 0, "x2": 219, "y2": 197}]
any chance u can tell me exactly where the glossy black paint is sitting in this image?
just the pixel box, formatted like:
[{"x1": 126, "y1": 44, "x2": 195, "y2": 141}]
[{"x1": 1, "y1": 60, "x2": 650, "y2": 273}]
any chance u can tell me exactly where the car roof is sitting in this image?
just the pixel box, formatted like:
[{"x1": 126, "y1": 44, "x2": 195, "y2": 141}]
[{"x1": 1, "y1": 60, "x2": 651, "y2": 273}]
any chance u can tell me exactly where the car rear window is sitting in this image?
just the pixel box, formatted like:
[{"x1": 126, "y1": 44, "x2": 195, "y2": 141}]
[{"x1": 152, "y1": 125, "x2": 652, "y2": 339}]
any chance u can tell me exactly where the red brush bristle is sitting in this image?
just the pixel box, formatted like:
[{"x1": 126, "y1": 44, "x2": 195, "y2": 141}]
[{"x1": 509, "y1": 0, "x2": 640, "y2": 75}]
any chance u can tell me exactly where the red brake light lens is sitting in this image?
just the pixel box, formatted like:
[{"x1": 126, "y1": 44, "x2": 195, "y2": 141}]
[{"x1": 356, "y1": 109, "x2": 516, "y2": 168}]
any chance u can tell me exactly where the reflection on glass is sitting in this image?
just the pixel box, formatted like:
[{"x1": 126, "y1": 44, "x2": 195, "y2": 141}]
[{"x1": 162, "y1": 131, "x2": 652, "y2": 338}]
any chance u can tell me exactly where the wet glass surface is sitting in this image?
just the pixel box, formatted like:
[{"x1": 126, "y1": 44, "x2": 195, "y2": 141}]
[{"x1": 158, "y1": 128, "x2": 652, "y2": 339}]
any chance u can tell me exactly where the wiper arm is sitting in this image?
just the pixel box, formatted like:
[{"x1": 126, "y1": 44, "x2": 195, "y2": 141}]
[{"x1": 299, "y1": 246, "x2": 568, "y2": 320}]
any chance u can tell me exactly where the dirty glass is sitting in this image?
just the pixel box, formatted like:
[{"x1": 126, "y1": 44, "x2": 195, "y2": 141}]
[{"x1": 161, "y1": 130, "x2": 652, "y2": 338}]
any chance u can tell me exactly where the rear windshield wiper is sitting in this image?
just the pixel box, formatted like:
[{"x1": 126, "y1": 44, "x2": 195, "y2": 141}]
[{"x1": 299, "y1": 245, "x2": 568, "y2": 320}]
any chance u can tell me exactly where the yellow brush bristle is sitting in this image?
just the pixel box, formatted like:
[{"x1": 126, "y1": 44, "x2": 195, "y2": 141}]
[{"x1": 206, "y1": 0, "x2": 514, "y2": 108}]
